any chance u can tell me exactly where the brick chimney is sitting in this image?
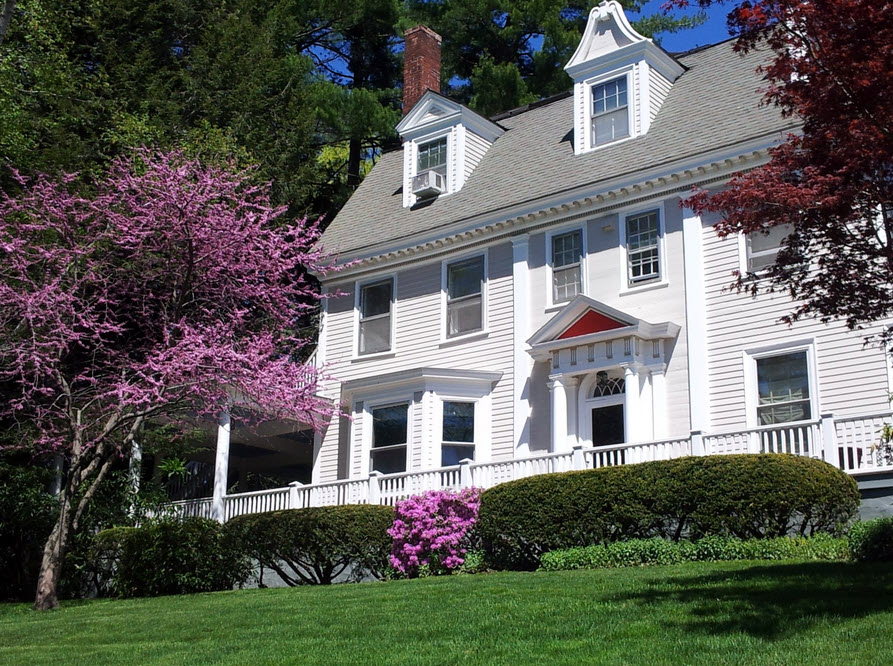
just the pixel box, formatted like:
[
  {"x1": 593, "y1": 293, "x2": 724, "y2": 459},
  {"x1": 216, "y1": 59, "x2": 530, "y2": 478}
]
[{"x1": 403, "y1": 26, "x2": 442, "y2": 116}]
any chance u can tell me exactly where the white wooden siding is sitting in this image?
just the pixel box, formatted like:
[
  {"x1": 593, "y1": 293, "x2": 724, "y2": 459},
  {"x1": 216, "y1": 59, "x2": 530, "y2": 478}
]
[
  {"x1": 463, "y1": 130, "x2": 491, "y2": 184},
  {"x1": 701, "y1": 210, "x2": 891, "y2": 430},
  {"x1": 648, "y1": 66, "x2": 673, "y2": 124}
]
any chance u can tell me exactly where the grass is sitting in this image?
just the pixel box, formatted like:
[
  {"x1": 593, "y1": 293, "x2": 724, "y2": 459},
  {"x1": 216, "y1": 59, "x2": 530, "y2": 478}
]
[{"x1": 2, "y1": 560, "x2": 893, "y2": 665}]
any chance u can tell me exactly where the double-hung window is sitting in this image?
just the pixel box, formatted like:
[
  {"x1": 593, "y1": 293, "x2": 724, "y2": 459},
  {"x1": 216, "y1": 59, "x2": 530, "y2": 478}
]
[
  {"x1": 755, "y1": 351, "x2": 812, "y2": 425},
  {"x1": 446, "y1": 256, "x2": 484, "y2": 337},
  {"x1": 417, "y1": 137, "x2": 447, "y2": 176},
  {"x1": 591, "y1": 77, "x2": 629, "y2": 147},
  {"x1": 551, "y1": 229, "x2": 583, "y2": 303},
  {"x1": 358, "y1": 279, "x2": 393, "y2": 355},
  {"x1": 625, "y1": 211, "x2": 661, "y2": 284},
  {"x1": 745, "y1": 224, "x2": 793, "y2": 273},
  {"x1": 370, "y1": 404, "x2": 408, "y2": 474},
  {"x1": 441, "y1": 401, "x2": 475, "y2": 466}
]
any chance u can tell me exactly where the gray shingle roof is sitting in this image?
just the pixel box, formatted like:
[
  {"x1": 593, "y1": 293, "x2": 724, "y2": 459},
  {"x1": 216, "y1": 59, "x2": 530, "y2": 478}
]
[{"x1": 320, "y1": 40, "x2": 793, "y2": 258}]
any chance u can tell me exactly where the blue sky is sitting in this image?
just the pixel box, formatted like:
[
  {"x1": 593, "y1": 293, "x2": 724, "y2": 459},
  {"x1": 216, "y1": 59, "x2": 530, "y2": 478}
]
[{"x1": 633, "y1": 1, "x2": 735, "y2": 52}]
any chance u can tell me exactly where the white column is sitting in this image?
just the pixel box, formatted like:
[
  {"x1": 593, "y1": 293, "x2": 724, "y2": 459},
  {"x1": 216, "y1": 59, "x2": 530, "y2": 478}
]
[
  {"x1": 212, "y1": 411, "x2": 231, "y2": 523},
  {"x1": 651, "y1": 365, "x2": 668, "y2": 440},
  {"x1": 549, "y1": 377, "x2": 568, "y2": 453},
  {"x1": 622, "y1": 364, "x2": 640, "y2": 443},
  {"x1": 512, "y1": 235, "x2": 532, "y2": 457},
  {"x1": 682, "y1": 207, "x2": 709, "y2": 433},
  {"x1": 565, "y1": 376, "x2": 580, "y2": 449}
]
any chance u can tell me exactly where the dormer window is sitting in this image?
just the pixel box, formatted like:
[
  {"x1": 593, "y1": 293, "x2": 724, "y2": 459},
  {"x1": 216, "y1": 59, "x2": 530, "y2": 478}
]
[
  {"x1": 592, "y1": 77, "x2": 629, "y2": 147},
  {"x1": 418, "y1": 137, "x2": 447, "y2": 176}
]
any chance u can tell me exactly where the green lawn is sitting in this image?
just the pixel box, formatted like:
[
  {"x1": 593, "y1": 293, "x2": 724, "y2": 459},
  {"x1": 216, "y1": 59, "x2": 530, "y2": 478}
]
[{"x1": 2, "y1": 561, "x2": 892, "y2": 665}]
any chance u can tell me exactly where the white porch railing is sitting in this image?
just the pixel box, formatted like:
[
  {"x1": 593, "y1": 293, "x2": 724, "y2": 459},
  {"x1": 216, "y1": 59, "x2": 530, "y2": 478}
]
[{"x1": 168, "y1": 410, "x2": 893, "y2": 523}]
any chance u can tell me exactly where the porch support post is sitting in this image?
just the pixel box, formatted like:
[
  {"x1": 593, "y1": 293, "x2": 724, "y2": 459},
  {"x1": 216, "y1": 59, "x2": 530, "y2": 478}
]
[
  {"x1": 650, "y1": 365, "x2": 667, "y2": 440},
  {"x1": 622, "y1": 364, "x2": 640, "y2": 443},
  {"x1": 565, "y1": 376, "x2": 580, "y2": 449},
  {"x1": 212, "y1": 411, "x2": 231, "y2": 523},
  {"x1": 512, "y1": 235, "x2": 532, "y2": 457},
  {"x1": 821, "y1": 412, "x2": 838, "y2": 467},
  {"x1": 549, "y1": 376, "x2": 568, "y2": 453}
]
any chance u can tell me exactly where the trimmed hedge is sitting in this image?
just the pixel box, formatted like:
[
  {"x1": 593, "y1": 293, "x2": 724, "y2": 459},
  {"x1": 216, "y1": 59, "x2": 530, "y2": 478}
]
[
  {"x1": 539, "y1": 534, "x2": 849, "y2": 571},
  {"x1": 849, "y1": 518, "x2": 893, "y2": 562},
  {"x1": 477, "y1": 454, "x2": 859, "y2": 570},
  {"x1": 226, "y1": 504, "x2": 394, "y2": 585},
  {"x1": 95, "y1": 518, "x2": 250, "y2": 598}
]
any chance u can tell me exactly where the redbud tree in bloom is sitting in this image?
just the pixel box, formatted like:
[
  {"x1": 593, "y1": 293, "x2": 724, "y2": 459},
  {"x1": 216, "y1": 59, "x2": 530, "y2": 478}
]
[
  {"x1": 0, "y1": 151, "x2": 337, "y2": 610},
  {"x1": 388, "y1": 488, "x2": 482, "y2": 577},
  {"x1": 666, "y1": 0, "x2": 893, "y2": 347}
]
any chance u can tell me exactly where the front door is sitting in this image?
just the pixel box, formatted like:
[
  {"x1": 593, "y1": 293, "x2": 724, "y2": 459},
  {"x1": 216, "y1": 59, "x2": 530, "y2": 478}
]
[{"x1": 591, "y1": 404, "x2": 624, "y2": 446}]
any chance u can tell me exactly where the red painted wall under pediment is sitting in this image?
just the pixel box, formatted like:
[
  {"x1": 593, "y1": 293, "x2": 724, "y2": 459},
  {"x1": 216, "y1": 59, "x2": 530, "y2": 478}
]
[{"x1": 556, "y1": 310, "x2": 627, "y2": 340}]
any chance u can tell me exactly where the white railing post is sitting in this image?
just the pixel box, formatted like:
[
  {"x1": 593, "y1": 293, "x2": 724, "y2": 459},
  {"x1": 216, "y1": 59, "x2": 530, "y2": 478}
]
[
  {"x1": 691, "y1": 430, "x2": 705, "y2": 456},
  {"x1": 572, "y1": 444, "x2": 585, "y2": 470},
  {"x1": 288, "y1": 481, "x2": 303, "y2": 509},
  {"x1": 459, "y1": 459, "x2": 473, "y2": 488},
  {"x1": 367, "y1": 471, "x2": 382, "y2": 505},
  {"x1": 821, "y1": 412, "x2": 837, "y2": 467}
]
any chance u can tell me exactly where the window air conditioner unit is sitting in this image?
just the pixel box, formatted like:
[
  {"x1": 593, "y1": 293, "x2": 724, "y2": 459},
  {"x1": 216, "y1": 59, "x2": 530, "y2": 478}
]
[{"x1": 412, "y1": 170, "x2": 446, "y2": 198}]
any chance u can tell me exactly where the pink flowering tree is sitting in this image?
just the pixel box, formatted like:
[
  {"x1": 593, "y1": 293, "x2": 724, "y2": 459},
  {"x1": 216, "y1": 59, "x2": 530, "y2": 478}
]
[
  {"x1": 0, "y1": 151, "x2": 337, "y2": 610},
  {"x1": 388, "y1": 488, "x2": 482, "y2": 577}
]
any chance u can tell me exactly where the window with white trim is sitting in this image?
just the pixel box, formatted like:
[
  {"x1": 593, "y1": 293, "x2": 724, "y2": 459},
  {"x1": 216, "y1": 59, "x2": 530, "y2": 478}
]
[
  {"x1": 358, "y1": 279, "x2": 393, "y2": 355},
  {"x1": 591, "y1": 77, "x2": 629, "y2": 147},
  {"x1": 551, "y1": 229, "x2": 583, "y2": 303},
  {"x1": 446, "y1": 255, "x2": 484, "y2": 337},
  {"x1": 755, "y1": 351, "x2": 812, "y2": 424},
  {"x1": 441, "y1": 401, "x2": 475, "y2": 466},
  {"x1": 625, "y1": 210, "x2": 661, "y2": 284},
  {"x1": 417, "y1": 137, "x2": 447, "y2": 176},
  {"x1": 745, "y1": 224, "x2": 793, "y2": 273},
  {"x1": 370, "y1": 403, "x2": 408, "y2": 474}
]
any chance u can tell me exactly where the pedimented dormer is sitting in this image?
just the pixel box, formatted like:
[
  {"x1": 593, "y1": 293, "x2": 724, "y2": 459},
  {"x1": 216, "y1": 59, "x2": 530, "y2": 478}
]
[
  {"x1": 565, "y1": 1, "x2": 685, "y2": 155},
  {"x1": 396, "y1": 91, "x2": 504, "y2": 208}
]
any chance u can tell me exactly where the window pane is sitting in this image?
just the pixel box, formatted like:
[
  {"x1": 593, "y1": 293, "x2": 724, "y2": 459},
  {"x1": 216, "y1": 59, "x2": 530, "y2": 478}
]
[
  {"x1": 448, "y1": 296, "x2": 482, "y2": 336},
  {"x1": 553, "y1": 265, "x2": 581, "y2": 302},
  {"x1": 442, "y1": 444, "x2": 475, "y2": 467},
  {"x1": 359, "y1": 317, "x2": 390, "y2": 354},
  {"x1": 594, "y1": 109, "x2": 629, "y2": 145},
  {"x1": 592, "y1": 78, "x2": 627, "y2": 114},
  {"x1": 361, "y1": 281, "x2": 392, "y2": 318},
  {"x1": 756, "y1": 352, "x2": 811, "y2": 424},
  {"x1": 372, "y1": 405, "x2": 408, "y2": 447},
  {"x1": 749, "y1": 224, "x2": 792, "y2": 254},
  {"x1": 370, "y1": 447, "x2": 407, "y2": 474},
  {"x1": 448, "y1": 256, "x2": 484, "y2": 299},
  {"x1": 443, "y1": 401, "x2": 474, "y2": 442},
  {"x1": 552, "y1": 231, "x2": 581, "y2": 267},
  {"x1": 418, "y1": 138, "x2": 447, "y2": 174},
  {"x1": 626, "y1": 212, "x2": 660, "y2": 282}
]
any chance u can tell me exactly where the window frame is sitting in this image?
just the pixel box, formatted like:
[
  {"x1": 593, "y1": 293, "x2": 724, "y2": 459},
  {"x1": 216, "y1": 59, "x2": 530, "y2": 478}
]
[
  {"x1": 546, "y1": 225, "x2": 587, "y2": 308},
  {"x1": 744, "y1": 342, "x2": 819, "y2": 429},
  {"x1": 368, "y1": 401, "x2": 410, "y2": 475},
  {"x1": 439, "y1": 399, "x2": 477, "y2": 467},
  {"x1": 411, "y1": 130, "x2": 452, "y2": 201},
  {"x1": 354, "y1": 275, "x2": 396, "y2": 358},
  {"x1": 417, "y1": 136, "x2": 448, "y2": 176},
  {"x1": 441, "y1": 252, "x2": 488, "y2": 342},
  {"x1": 620, "y1": 205, "x2": 666, "y2": 292},
  {"x1": 583, "y1": 68, "x2": 635, "y2": 152},
  {"x1": 739, "y1": 223, "x2": 794, "y2": 275}
]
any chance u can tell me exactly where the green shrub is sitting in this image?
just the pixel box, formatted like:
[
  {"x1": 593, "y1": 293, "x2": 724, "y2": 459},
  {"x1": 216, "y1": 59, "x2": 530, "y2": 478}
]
[
  {"x1": 99, "y1": 517, "x2": 250, "y2": 597},
  {"x1": 848, "y1": 518, "x2": 893, "y2": 562},
  {"x1": 477, "y1": 454, "x2": 859, "y2": 570},
  {"x1": 226, "y1": 504, "x2": 393, "y2": 585},
  {"x1": 539, "y1": 534, "x2": 848, "y2": 571}
]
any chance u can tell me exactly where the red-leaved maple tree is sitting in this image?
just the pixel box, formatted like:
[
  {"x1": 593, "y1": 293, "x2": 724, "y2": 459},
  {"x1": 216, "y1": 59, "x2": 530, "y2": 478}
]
[
  {"x1": 0, "y1": 151, "x2": 337, "y2": 610},
  {"x1": 668, "y1": 0, "x2": 893, "y2": 344}
]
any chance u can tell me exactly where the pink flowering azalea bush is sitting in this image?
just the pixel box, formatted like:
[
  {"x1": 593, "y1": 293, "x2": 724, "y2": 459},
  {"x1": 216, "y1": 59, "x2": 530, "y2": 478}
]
[{"x1": 388, "y1": 488, "x2": 482, "y2": 577}]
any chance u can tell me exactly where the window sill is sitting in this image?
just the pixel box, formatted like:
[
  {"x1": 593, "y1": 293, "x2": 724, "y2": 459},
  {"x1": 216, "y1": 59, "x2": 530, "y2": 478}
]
[
  {"x1": 351, "y1": 350, "x2": 397, "y2": 363},
  {"x1": 620, "y1": 279, "x2": 669, "y2": 296},
  {"x1": 439, "y1": 330, "x2": 489, "y2": 348}
]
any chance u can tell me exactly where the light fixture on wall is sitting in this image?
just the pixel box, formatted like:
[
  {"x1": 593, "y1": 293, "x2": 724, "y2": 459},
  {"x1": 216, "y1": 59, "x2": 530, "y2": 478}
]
[{"x1": 602, "y1": 223, "x2": 615, "y2": 232}]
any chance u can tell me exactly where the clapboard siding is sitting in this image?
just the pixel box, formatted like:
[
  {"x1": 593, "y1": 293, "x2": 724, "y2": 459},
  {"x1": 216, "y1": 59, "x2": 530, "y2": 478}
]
[
  {"x1": 648, "y1": 67, "x2": 673, "y2": 124},
  {"x1": 463, "y1": 130, "x2": 491, "y2": 184},
  {"x1": 702, "y1": 211, "x2": 891, "y2": 431},
  {"x1": 317, "y1": 242, "x2": 515, "y2": 482}
]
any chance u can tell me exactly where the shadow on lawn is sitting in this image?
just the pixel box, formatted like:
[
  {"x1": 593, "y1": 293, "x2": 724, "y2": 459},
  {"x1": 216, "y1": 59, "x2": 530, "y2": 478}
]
[{"x1": 610, "y1": 562, "x2": 893, "y2": 640}]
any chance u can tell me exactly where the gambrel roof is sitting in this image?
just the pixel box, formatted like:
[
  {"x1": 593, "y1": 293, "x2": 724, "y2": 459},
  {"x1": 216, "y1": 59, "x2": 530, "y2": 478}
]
[{"x1": 320, "y1": 39, "x2": 796, "y2": 262}]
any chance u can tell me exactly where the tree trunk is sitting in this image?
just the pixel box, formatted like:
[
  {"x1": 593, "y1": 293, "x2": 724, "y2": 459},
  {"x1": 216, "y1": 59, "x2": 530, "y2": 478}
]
[
  {"x1": 33, "y1": 487, "x2": 74, "y2": 610},
  {"x1": 0, "y1": 0, "x2": 16, "y2": 48}
]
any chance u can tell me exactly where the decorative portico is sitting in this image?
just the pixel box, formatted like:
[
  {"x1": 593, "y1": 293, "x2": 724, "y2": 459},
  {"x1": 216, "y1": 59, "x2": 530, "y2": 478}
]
[{"x1": 527, "y1": 296, "x2": 680, "y2": 453}]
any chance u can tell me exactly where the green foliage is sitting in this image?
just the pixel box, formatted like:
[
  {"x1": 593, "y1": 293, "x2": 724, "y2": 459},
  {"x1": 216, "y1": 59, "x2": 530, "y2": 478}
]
[
  {"x1": 539, "y1": 534, "x2": 850, "y2": 571},
  {"x1": 477, "y1": 454, "x2": 859, "y2": 569},
  {"x1": 226, "y1": 504, "x2": 394, "y2": 585},
  {"x1": 0, "y1": 457, "x2": 57, "y2": 601},
  {"x1": 848, "y1": 518, "x2": 893, "y2": 562},
  {"x1": 97, "y1": 517, "x2": 250, "y2": 598}
]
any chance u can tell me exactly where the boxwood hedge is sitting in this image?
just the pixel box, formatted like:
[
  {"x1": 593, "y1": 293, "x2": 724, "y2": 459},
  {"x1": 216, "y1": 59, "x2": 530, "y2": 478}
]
[
  {"x1": 476, "y1": 454, "x2": 859, "y2": 570},
  {"x1": 226, "y1": 504, "x2": 394, "y2": 585},
  {"x1": 848, "y1": 517, "x2": 893, "y2": 562}
]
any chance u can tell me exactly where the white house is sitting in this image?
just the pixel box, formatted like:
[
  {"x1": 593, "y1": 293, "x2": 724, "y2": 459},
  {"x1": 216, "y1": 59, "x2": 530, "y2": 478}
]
[{"x1": 180, "y1": 1, "x2": 893, "y2": 521}]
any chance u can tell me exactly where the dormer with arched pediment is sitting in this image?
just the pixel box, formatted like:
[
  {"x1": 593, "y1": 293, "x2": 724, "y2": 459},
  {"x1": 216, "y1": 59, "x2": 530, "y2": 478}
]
[{"x1": 565, "y1": 0, "x2": 686, "y2": 156}]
